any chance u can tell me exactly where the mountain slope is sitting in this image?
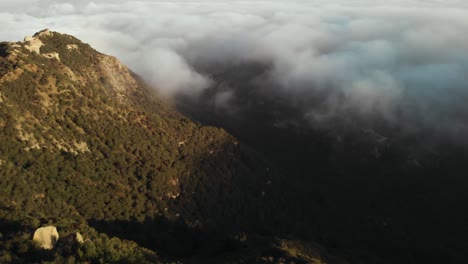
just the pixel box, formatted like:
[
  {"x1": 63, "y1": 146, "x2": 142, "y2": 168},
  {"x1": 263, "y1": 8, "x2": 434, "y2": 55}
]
[{"x1": 0, "y1": 30, "x2": 335, "y2": 263}]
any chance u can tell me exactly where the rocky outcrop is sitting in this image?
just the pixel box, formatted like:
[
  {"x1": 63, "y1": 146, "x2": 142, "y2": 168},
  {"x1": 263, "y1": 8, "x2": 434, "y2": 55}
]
[
  {"x1": 23, "y1": 29, "x2": 54, "y2": 55},
  {"x1": 32, "y1": 226, "x2": 59, "y2": 250},
  {"x1": 67, "y1": 44, "x2": 78, "y2": 50},
  {"x1": 23, "y1": 36, "x2": 43, "y2": 54},
  {"x1": 98, "y1": 55, "x2": 143, "y2": 103},
  {"x1": 63, "y1": 232, "x2": 84, "y2": 245},
  {"x1": 75, "y1": 232, "x2": 84, "y2": 244},
  {"x1": 22, "y1": 30, "x2": 62, "y2": 61},
  {"x1": 42, "y1": 52, "x2": 60, "y2": 60}
]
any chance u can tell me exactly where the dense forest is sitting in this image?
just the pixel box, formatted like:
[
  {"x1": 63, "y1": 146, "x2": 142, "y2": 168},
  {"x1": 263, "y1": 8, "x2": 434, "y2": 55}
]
[{"x1": 0, "y1": 30, "x2": 334, "y2": 263}]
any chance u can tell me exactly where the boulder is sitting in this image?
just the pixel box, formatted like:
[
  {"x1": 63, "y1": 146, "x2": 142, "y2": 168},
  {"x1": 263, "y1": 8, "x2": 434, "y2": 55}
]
[
  {"x1": 75, "y1": 232, "x2": 84, "y2": 244},
  {"x1": 62, "y1": 232, "x2": 84, "y2": 245},
  {"x1": 32, "y1": 226, "x2": 59, "y2": 250}
]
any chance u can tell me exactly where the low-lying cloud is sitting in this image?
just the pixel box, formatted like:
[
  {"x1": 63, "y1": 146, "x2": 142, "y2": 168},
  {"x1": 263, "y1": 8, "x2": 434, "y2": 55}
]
[{"x1": 2, "y1": 0, "x2": 468, "y2": 140}]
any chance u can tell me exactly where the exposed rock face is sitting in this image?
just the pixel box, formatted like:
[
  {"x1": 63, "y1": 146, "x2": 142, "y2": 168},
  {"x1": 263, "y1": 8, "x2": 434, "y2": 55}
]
[
  {"x1": 98, "y1": 55, "x2": 143, "y2": 103},
  {"x1": 33, "y1": 226, "x2": 59, "y2": 250},
  {"x1": 67, "y1": 44, "x2": 78, "y2": 50},
  {"x1": 42, "y1": 52, "x2": 60, "y2": 60},
  {"x1": 23, "y1": 36, "x2": 43, "y2": 54},
  {"x1": 23, "y1": 29, "x2": 54, "y2": 55},
  {"x1": 22, "y1": 30, "x2": 63, "y2": 61}
]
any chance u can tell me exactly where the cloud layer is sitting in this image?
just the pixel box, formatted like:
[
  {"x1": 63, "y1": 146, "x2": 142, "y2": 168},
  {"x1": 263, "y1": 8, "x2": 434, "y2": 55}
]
[{"x1": 2, "y1": 0, "x2": 468, "y2": 139}]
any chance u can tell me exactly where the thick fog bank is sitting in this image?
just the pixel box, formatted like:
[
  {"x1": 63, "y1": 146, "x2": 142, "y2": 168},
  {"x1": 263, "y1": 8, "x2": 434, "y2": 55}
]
[{"x1": 2, "y1": 0, "x2": 468, "y2": 142}]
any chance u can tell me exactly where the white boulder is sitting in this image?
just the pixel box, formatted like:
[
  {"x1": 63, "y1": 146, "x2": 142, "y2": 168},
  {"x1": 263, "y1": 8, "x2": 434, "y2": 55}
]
[
  {"x1": 32, "y1": 226, "x2": 59, "y2": 250},
  {"x1": 75, "y1": 232, "x2": 84, "y2": 244}
]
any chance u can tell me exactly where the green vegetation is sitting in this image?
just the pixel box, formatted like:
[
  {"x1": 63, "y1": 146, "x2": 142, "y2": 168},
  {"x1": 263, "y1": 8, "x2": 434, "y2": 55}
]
[
  {"x1": 39, "y1": 32, "x2": 98, "y2": 73},
  {"x1": 0, "y1": 31, "x2": 325, "y2": 263},
  {"x1": 0, "y1": 219, "x2": 154, "y2": 264}
]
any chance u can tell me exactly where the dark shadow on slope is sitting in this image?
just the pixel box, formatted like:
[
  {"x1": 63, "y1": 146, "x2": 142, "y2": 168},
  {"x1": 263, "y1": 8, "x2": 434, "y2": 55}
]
[
  {"x1": 88, "y1": 218, "x2": 340, "y2": 263},
  {"x1": 89, "y1": 217, "x2": 244, "y2": 259},
  {"x1": 173, "y1": 62, "x2": 468, "y2": 264},
  {"x1": 155, "y1": 134, "x2": 292, "y2": 237},
  {"x1": 0, "y1": 43, "x2": 9, "y2": 58},
  {"x1": 87, "y1": 137, "x2": 295, "y2": 261},
  {"x1": 87, "y1": 136, "x2": 334, "y2": 262},
  {"x1": 0, "y1": 219, "x2": 26, "y2": 234}
]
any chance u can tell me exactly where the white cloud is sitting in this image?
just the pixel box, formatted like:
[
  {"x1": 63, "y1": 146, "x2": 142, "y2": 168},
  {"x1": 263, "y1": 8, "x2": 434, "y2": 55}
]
[
  {"x1": 1, "y1": 0, "x2": 468, "y2": 137},
  {"x1": 132, "y1": 48, "x2": 211, "y2": 97}
]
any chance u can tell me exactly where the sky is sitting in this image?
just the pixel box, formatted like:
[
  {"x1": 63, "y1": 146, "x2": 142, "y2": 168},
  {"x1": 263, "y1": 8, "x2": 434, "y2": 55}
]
[{"x1": 1, "y1": 0, "x2": 468, "y2": 140}]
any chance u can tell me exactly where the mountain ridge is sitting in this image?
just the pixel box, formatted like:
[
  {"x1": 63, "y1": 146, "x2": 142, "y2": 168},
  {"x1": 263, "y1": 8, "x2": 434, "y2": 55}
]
[{"x1": 0, "y1": 29, "x2": 337, "y2": 263}]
